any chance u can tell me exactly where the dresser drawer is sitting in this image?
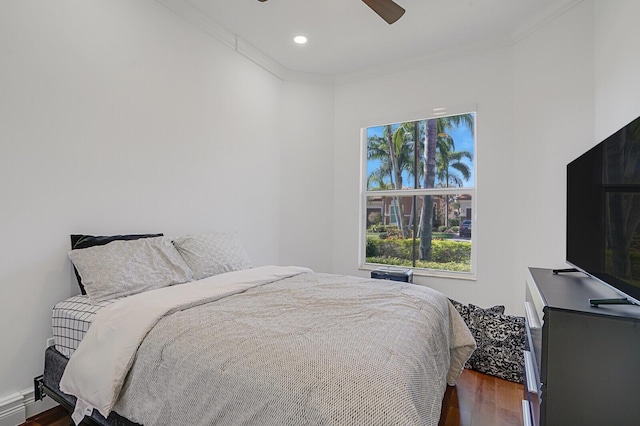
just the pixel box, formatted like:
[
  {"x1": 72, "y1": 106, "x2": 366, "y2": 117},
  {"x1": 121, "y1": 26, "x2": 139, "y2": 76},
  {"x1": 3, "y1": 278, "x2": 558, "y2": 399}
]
[
  {"x1": 525, "y1": 272, "x2": 544, "y2": 380},
  {"x1": 526, "y1": 269, "x2": 545, "y2": 322},
  {"x1": 523, "y1": 350, "x2": 540, "y2": 425},
  {"x1": 524, "y1": 350, "x2": 539, "y2": 394},
  {"x1": 522, "y1": 400, "x2": 534, "y2": 426}
]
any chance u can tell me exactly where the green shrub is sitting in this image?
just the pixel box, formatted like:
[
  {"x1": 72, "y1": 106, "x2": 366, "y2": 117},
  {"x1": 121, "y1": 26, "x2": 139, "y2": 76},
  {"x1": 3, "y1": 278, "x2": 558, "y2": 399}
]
[
  {"x1": 366, "y1": 237, "x2": 380, "y2": 257},
  {"x1": 368, "y1": 223, "x2": 386, "y2": 233},
  {"x1": 432, "y1": 232, "x2": 455, "y2": 239},
  {"x1": 430, "y1": 240, "x2": 471, "y2": 263},
  {"x1": 365, "y1": 236, "x2": 471, "y2": 270},
  {"x1": 365, "y1": 256, "x2": 471, "y2": 273}
]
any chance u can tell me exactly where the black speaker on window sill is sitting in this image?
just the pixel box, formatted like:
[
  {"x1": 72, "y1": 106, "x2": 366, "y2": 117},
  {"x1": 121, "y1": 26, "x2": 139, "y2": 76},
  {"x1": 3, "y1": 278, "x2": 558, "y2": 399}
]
[{"x1": 371, "y1": 267, "x2": 413, "y2": 283}]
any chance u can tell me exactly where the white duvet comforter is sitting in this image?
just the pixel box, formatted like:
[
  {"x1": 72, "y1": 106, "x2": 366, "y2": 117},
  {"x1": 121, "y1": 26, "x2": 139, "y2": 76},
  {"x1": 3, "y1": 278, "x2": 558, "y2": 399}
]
[{"x1": 60, "y1": 266, "x2": 475, "y2": 425}]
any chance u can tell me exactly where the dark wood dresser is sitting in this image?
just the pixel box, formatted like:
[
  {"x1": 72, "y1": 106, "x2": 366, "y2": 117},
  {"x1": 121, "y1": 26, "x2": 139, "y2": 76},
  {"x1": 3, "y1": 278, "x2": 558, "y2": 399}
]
[{"x1": 523, "y1": 267, "x2": 640, "y2": 426}]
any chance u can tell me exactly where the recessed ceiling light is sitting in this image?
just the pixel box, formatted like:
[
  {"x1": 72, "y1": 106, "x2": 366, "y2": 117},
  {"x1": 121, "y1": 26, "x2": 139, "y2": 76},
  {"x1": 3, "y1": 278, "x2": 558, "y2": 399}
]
[{"x1": 294, "y1": 35, "x2": 307, "y2": 44}]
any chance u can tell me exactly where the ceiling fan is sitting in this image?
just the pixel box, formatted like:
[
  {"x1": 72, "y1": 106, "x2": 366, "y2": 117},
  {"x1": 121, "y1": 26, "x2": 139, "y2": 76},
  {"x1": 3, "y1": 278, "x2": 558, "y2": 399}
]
[{"x1": 257, "y1": 0, "x2": 406, "y2": 25}]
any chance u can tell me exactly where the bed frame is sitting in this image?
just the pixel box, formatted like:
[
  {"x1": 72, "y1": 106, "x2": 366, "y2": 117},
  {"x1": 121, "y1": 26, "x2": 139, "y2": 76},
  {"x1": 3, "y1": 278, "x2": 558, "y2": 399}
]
[{"x1": 34, "y1": 346, "x2": 138, "y2": 426}]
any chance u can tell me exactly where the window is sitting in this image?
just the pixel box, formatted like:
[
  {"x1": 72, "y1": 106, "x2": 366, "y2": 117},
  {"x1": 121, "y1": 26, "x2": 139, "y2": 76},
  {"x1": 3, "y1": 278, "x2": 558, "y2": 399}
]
[{"x1": 360, "y1": 111, "x2": 476, "y2": 277}]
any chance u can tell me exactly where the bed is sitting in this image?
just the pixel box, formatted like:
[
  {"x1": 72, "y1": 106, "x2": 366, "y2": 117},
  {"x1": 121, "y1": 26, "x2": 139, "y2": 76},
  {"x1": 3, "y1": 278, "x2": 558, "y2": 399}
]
[{"x1": 38, "y1": 233, "x2": 476, "y2": 426}]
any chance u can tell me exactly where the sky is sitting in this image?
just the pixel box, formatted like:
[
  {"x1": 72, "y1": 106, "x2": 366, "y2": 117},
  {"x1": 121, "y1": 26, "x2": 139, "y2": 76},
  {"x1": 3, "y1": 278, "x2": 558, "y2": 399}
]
[{"x1": 365, "y1": 113, "x2": 475, "y2": 189}]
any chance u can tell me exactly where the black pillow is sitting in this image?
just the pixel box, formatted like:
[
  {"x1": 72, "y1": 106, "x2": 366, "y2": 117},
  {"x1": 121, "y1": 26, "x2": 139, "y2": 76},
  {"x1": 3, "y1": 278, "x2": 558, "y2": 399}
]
[{"x1": 70, "y1": 233, "x2": 163, "y2": 294}]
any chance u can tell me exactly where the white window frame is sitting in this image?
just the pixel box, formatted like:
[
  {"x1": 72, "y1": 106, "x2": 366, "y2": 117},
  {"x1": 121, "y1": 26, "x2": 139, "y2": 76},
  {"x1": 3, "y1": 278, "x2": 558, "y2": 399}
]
[{"x1": 358, "y1": 107, "x2": 477, "y2": 280}]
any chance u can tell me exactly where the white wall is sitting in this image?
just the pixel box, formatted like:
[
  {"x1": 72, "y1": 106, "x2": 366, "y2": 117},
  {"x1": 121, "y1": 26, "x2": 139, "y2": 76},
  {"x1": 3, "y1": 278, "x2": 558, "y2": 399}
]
[
  {"x1": 594, "y1": 0, "x2": 640, "y2": 139},
  {"x1": 512, "y1": 0, "x2": 640, "y2": 300},
  {"x1": 512, "y1": 1, "x2": 595, "y2": 295},
  {"x1": 333, "y1": 48, "x2": 519, "y2": 311},
  {"x1": 278, "y1": 81, "x2": 335, "y2": 272},
  {"x1": 0, "y1": 0, "x2": 332, "y2": 412}
]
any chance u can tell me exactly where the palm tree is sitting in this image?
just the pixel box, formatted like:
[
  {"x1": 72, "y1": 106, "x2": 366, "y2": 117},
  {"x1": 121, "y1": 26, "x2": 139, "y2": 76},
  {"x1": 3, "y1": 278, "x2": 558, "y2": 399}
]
[
  {"x1": 366, "y1": 163, "x2": 393, "y2": 190},
  {"x1": 419, "y1": 114, "x2": 474, "y2": 260},
  {"x1": 419, "y1": 118, "x2": 438, "y2": 260},
  {"x1": 367, "y1": 124, "x2": 418, "y2": 237},
  {"x1": 436, "y1": 133, "x2": 473, "y2": 228},
  {"x1": 367, "y1": 133, "x2": 403, "y2": 231},
  {"x1": 392, "y1": 121, "x2": 422, "y2": 186},
  {"x1": 391, "y1": 122, "x2": 423, "y2": 238}
]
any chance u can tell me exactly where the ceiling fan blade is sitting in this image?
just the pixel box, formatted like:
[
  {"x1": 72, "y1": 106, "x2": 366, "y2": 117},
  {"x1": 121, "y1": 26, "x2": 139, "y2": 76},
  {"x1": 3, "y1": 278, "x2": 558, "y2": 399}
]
[
  {"x1": 258, "y1": 0, "x2": 404, "y2": 25},
  {"x1": 362, "y1": 0, "x2": 405, "y2": 24}
]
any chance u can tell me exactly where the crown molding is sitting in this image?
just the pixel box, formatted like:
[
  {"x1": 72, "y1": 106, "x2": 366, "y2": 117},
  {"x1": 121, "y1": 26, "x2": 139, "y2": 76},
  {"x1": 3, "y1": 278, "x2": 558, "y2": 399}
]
[
  {"x1": 155, "y1": 0, "x2": 333, "y2": 85},
  {"x1": 510, "y1": 0, "x2": 585, "y2": 44},
  {"x1": 156, "y1": 0, "x2": 584, "y2": 87},
  {"x1": 156, "y1": 0, "x2": 235, "y2": 49},
  {"x1": 333, "y1": 36, "x2": 513, "y2": 86}
]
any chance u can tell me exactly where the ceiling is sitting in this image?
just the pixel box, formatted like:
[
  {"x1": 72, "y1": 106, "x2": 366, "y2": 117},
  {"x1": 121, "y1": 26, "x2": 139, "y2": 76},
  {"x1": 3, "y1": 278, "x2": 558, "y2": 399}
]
[{"x1": 175, "y1": 0, "x2": 580, "y2": 77}]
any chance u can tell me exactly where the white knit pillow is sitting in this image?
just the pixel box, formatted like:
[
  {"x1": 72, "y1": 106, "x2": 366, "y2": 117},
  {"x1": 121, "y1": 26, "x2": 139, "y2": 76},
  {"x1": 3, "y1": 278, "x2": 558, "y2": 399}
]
[
  {"x1": 68, "y1": 237, "x2": 193, "y2": 303},
  {"x1": 172, "y1": 232, "x2": 252, "y2": 280}
]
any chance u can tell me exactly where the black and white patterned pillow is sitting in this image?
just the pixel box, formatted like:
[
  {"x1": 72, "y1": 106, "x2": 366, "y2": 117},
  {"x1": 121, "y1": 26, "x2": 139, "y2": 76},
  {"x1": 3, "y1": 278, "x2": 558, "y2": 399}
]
[
  {"x1": 449, "y1": 299, "x2": 471, "y2": 323},
  {"x1": 466, "y1": 305, "x2": 525, "y2": 383},
  {"x1": 449, "y1": 300, "x2": 524, "y2": 383},
  {"x1": 468, "y1": 303, "x2": 505, "y2": 316}
]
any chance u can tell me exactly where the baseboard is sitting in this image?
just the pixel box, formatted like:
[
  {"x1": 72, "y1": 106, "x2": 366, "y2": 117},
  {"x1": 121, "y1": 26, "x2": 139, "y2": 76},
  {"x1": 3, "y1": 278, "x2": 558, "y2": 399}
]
[{"x1": 0, "y1": 388, "x2": 58, "y2": 426}]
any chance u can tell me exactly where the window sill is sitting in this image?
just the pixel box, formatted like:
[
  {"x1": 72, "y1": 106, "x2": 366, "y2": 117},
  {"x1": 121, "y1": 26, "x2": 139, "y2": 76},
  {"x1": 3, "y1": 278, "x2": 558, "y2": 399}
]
[{"x1": 359, "y1": 264, "x2": 476, "y2": 281}]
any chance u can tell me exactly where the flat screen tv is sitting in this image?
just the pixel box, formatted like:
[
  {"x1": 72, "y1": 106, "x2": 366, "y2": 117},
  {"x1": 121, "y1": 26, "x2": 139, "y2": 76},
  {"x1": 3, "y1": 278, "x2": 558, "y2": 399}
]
[{"x1": 566, "y1": 115, "x2": 640, "y2": 305}]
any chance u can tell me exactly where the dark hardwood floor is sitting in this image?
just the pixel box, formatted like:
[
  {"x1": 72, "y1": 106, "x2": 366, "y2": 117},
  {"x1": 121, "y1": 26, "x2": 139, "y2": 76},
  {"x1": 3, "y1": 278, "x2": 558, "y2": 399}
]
[
  {"x1": 23, "y1": 369, "x2": 523, "y2": 426},
  {"x1": 21, "y1": 405, "x2": 71, "y2": 426},
  {"x1": 439, "y1": 369, "x2": 524, "y2": 426}
]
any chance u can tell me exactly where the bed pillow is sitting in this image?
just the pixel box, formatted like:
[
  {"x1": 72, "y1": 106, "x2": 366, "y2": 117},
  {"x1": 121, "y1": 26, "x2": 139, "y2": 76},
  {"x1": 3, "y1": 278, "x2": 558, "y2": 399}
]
[
  {"x1": 465, "y1": 305, "x2": 525, "y2": 383},
  {"x1": 468, "y1": 303, "x2": 505, "y2": 316},
  {"x1": 172, "y1": 232, "x2": 252, "y2": 280},
  {"x1": 68, "y1": 236, "x2": 193, "y2": 303},
  {"x1": 70, "y1": 233, "x2": 163, "y2": 294},
  {"x1": 464, "y1": 304, "x2": 506, "y2": 368},
  {"x1": 449, "y1": 299, "x2": 470, "y2": 323},
  {"x1": 449, "y1": 300, "x2": 504, "y2": 325}
]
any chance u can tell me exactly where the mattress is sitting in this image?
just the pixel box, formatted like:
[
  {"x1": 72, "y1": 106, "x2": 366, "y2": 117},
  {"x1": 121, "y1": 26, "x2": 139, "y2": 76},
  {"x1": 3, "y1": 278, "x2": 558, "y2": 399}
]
[{"x1": 52, "y1": 295, "x2": 121, "y2": 357}]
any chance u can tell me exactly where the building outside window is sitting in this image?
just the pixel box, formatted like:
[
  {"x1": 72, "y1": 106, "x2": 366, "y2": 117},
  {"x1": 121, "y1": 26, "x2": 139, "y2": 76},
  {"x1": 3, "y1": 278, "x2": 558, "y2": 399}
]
[{"x1": 361, "y1": 110, "x2": 476, "y2": 277}]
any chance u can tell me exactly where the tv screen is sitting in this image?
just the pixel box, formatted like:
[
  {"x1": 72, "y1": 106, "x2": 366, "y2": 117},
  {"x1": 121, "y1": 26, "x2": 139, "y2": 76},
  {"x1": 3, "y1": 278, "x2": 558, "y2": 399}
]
[{"x1": 567, "y1": 115, "x2": 640, "y2": 304}]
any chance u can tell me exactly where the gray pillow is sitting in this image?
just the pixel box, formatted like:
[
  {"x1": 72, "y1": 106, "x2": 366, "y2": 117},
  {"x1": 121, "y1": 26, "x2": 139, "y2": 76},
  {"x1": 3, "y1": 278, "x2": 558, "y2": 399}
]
[
  {"x1": 172, "y1": 232, "x2": 252, "y2": 280},
  {"x1": 68, "y1": 236, "x2": 193, "y2": 303},
  {"x1": 70, "y1": 233, "x2": 163, "y2": 295}
]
